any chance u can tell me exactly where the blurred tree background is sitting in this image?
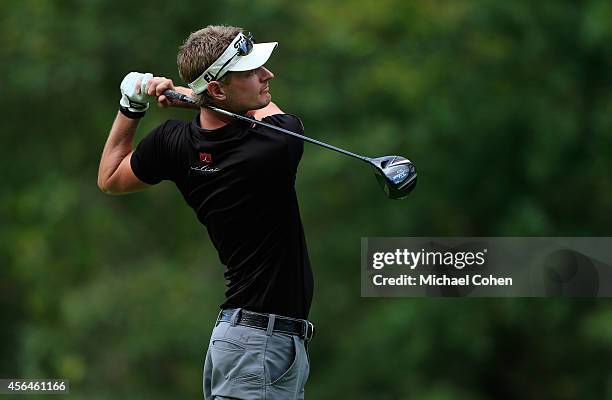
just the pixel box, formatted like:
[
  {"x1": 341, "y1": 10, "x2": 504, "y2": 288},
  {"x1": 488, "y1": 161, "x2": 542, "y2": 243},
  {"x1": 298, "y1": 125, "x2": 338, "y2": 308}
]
[{"x1": 2, "y1": 0, "x2": 612, "y2": 399}]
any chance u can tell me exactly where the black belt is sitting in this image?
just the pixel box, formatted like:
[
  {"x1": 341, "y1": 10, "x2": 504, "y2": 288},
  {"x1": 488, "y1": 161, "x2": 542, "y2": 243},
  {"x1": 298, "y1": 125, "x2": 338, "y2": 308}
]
[{"x1": 217, "y1": 309, "x2": 315, "y2": 342}]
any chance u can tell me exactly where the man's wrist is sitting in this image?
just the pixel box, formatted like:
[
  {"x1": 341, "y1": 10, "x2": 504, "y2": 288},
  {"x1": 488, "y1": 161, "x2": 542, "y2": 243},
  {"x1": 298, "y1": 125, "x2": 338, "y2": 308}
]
[{"x1": 119, "y1": 105, "x2": 146, "y2": 119}]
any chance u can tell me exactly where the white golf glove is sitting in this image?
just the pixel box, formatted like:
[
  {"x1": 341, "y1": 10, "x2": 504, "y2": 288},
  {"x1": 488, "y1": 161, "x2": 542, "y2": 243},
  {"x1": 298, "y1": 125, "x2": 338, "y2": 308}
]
[{"x1": 119, "y1": 72, "x2": 153, "y2": 113}]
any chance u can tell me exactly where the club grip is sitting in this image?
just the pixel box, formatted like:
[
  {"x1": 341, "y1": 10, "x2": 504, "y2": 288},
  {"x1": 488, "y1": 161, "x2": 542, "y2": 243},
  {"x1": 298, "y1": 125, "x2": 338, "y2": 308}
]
[{"x1": 163, "y1": 90, "x2": 197, "y2": 105}]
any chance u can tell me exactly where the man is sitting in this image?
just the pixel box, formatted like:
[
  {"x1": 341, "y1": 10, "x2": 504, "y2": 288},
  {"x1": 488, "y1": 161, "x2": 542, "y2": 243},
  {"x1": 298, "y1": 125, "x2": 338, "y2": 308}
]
[{"x1": 97, "y1": 25, "x2": 313, "y2": 399}]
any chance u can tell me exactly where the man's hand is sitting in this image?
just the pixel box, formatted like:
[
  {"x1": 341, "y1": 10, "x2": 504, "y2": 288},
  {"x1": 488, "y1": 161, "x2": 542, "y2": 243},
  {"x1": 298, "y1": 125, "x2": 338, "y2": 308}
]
[
  {"x1": 140, "y1": 75, "x2": 198, "y2": 110},
  {"x1": 152, "y1": 81, "x2": 199, "y2": 110},
  {"x1": 119, "y1": 72, "x2": 153, "y2": 113},
  {"x1": 145, "y1": 76, "x2": 179, "y2": 108},
  {"x1": 119, "y1": 72, "x2": 198, "y2": 115}
]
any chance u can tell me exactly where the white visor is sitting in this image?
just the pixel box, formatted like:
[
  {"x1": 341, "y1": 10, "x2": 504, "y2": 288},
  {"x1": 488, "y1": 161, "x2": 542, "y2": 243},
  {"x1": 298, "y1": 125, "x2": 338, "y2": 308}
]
[{"x1": 188, "y1": 33, "x2": 278, "y2": 95}]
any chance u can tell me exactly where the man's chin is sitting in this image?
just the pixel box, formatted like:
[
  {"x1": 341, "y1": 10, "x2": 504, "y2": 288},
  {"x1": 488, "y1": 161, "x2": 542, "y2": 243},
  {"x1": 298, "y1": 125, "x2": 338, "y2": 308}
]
[
  {"x1": 261, "y1": 93, "x2": 272, "y2": 106},
  {"x1": 238, "y1": 95, "x2": 273, "y2": 115},
  {"x1": 254, "y1": 95, "x2": 272, "y2": 110}
]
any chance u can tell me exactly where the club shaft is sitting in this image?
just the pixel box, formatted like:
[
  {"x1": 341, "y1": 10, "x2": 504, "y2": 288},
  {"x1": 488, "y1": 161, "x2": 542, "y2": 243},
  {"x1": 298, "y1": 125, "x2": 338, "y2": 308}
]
[{"x1": 163, "y1": 90, "x2": 370, "y2": 162}]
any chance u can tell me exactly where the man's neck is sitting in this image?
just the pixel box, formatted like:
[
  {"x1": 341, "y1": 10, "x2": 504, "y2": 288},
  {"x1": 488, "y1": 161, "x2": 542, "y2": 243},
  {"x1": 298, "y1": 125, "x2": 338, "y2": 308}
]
[
  {"x1": 199, "y1": 106, "x2": 258, "y2": 130},
  {"x1": 199, "y1": 107, "x2": 234, "y2": 130}
]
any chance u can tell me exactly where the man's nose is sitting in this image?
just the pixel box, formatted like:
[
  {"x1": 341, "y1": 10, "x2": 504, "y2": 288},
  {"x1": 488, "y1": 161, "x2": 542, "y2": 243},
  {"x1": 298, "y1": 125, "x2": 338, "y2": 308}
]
[{"x1": 259, "y1": 66, "x2": 274, "y2": 80}]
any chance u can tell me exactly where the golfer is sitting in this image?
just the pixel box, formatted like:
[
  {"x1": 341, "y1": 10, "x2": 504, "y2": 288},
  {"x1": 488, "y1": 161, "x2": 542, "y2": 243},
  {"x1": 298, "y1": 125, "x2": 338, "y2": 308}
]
[{"x1": 97, "y1": 25, "x2": 313, "y2": 399}]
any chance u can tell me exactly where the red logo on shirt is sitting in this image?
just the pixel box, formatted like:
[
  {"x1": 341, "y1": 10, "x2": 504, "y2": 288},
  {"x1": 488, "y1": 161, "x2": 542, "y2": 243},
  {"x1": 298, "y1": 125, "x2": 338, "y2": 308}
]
[{"x1": 199, "y1": 152, "x2": 212, "y2": 164}]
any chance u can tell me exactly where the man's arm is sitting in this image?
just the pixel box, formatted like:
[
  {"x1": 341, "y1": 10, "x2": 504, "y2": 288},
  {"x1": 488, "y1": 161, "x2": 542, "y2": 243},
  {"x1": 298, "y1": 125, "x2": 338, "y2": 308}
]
[
  {"x1": 97, "y1": 112, "x2": 150, "y2": 195},
  {"x1": 98, "y1": 73, "x2": 179, "y2": 195}
]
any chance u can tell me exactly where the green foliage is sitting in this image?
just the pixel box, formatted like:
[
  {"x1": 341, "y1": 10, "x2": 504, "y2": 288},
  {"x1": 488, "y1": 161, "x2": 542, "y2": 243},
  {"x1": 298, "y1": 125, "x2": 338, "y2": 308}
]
[{"x1": 2, "y1": 0, "x2": 612, "y2": 398}]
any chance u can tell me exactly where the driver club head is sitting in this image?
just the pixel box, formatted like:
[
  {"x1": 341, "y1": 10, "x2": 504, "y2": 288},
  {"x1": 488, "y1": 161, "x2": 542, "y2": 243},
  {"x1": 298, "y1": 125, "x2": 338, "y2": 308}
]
[{"x1": 369, "y1": 156, "x2": 418, "y2": 200}]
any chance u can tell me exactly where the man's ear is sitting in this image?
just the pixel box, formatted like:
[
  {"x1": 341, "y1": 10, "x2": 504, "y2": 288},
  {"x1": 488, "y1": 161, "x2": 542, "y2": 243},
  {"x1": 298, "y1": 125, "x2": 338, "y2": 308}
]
[{"x1": 207, "y1": 81, "x2": 226, "y2": 101}]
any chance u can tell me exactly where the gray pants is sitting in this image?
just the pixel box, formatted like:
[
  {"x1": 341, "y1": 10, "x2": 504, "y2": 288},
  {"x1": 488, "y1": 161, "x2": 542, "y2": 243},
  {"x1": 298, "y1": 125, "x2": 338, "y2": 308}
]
[{"x1": 203, "y1": 309, "x2": 310, "y2": 399}]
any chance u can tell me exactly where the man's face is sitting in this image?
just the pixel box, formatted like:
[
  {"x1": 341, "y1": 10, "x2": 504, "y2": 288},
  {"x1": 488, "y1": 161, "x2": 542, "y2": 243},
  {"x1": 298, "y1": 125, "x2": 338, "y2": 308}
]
[{"x1": 219, "y1": 66, "x2": 275, "y2": 113}]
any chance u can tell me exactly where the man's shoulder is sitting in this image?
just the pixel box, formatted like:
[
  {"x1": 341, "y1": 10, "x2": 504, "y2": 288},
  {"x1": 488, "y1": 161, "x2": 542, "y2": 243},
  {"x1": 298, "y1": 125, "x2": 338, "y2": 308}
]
[
  {"x1": 160, "y1": 118, "x2": 192, "y2": 130},
  {"x1": 261, "y1": 113, "x2": 305, "y2": 133},
  {"x1": 149, "y1": 118, "x2": 193, "y2": 139},
  {"x1": 141, "y1": 119, "x2": 192, "y2": 154}
]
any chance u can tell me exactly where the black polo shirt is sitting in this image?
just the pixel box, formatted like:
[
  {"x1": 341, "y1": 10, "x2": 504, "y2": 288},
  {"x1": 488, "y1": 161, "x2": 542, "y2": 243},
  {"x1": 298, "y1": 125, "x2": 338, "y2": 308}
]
[{"x1": 130, "y1": 113, "x2": 313, "y2": 319}]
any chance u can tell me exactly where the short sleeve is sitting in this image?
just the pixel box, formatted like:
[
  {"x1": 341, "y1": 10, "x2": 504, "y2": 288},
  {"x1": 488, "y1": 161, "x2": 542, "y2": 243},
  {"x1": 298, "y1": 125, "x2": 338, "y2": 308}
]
[
  {"x1": 130, "y1": 120, "x2": 184, "y2": 184},
  {"x1": 262, "y1": 114, "x2": 305, "y2": 175}
]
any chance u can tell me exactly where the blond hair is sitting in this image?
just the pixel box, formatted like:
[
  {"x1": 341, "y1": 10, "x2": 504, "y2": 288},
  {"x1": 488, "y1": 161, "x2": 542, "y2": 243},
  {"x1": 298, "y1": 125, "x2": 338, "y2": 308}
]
[{"x1": 177, "y1": 25, "x2": 244, "y2": 106}]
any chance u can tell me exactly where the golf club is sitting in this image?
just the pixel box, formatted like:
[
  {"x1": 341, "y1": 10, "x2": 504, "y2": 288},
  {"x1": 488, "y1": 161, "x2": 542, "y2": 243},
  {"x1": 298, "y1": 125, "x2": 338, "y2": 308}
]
[{"x1": 163, "y1": 90, "x2": 417, "y2": 199}]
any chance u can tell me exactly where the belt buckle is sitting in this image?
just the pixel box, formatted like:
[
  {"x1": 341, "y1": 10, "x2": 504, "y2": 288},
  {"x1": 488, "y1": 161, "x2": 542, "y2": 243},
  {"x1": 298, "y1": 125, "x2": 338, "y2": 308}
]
[{"x1": 303, "y1": 321, "x2": 315, "y2": 342}]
